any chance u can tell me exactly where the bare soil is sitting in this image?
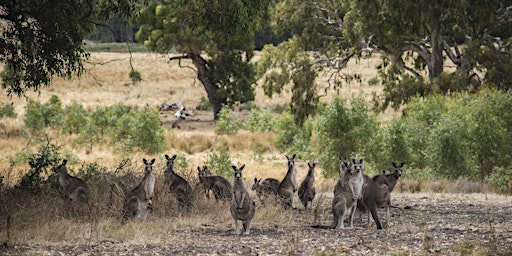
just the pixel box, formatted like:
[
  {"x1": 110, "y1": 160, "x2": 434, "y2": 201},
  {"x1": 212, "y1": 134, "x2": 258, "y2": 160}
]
[{"x1": 2, "y1": 193, "x2": 511, "y2": 255}]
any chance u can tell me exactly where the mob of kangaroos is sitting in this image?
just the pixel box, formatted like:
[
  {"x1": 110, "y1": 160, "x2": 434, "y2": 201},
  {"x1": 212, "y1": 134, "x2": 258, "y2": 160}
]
[
  {"x1": 298, "y1": 161, "x2": 316, "y2": 210},
  {"x1": 164, "y1": 154, "x2": 195, "y2": 212},
  {"x1": 197, "y1": 165, "x2": 232, "y2": 201},
  {"x1": 122, "y1": 158, "x2": 156, "y2": 223},
  {"x1": 277, "y1": 154, "x2": 298, "y2": 209},
  {"x1": 229, "y1": 164, "x2": 256, "y2": 235},
  {"x1": 54, "y1": 159, "x2": 91, "y2": 204},
  {"x1": 359, "y1": 162, "x2": 405, "y2": 229},
  {"x1": 312, "y1": 158, "x2": 365, "y2": 229}
]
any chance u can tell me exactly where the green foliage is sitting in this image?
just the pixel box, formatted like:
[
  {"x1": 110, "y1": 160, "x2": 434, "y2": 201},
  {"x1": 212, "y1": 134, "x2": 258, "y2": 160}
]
[
  {"x1": 215, "y1": 107, "x2": 242, "y2": 135},
  {"x1": 244, "y1": 109, "x2": 277, "y2": 133},
  {"x1": 204, "y1": 150, "x2": 233, "y2": 178},
  {"x1": 488, "y1": 167, "x2": 512, "y2": 194},
  {"x1": 62, "y1": 102, "x2": 89, "y2": 134},
  {"x1": 274, "y1": 112, "x2": 301, "y2": 151},
  {"x1": 0, "y1": 103, "x2": 17, "y2": 119},
  {"x1": 314, "y1": 97, "x2": 378, "y2": 178},
  {"x1": 75, "y1": 162, "x2": 108, "y2": 181},
  {"x1": 0, "y1": 0, "x2": 138, "y2": 96},
  {"x1": 14, "y1": 138, "x2": 63, "y2": 192},
  {"x1": 24, "y1": 95, "x2": 63, "y2": 132},
  {"x1": 129, "y1": 69, "x2": 143, "y2": 84}
]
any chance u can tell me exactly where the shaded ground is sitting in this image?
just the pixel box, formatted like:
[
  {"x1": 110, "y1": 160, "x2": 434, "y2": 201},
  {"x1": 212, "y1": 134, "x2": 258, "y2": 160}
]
[{"x1": 2, "y1": 193, "x2": 511, "y2": 255}]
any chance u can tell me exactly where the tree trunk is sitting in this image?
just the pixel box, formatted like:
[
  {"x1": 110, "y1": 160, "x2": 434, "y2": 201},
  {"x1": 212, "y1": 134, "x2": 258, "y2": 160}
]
[
  {"x1": 429, "y1": 9, "x2": 443, "y2": 82},
  {"x1": 188, "y1": 53, "x2": 223, "y2": 121}
]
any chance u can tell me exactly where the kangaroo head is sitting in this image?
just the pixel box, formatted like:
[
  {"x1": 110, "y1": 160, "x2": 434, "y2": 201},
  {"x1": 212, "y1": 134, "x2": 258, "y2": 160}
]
[
  {"x1": 164, "y1": 154, "x2": 178, "y2": 184},
  {"x1": 339, "y1": 157, "x2": 352, "y2": 176},
  {"x1": 197, "y1": 165, "x2": 210, "y2": 180},
  {"x1": 251, "y1": 178, "x2": 261, "y2": 190},
  {"x1": 351, "y1": 158, "x2": 364, "y2": 175},
  {"x1": 232, "y1": 164, "x2": 245, "y2": 180},
  {"x1": 307, "y1": 161, "x2": 316, "y2": 176},
  {"x1": 54, "y1": 159, "x2": 68, "y2": 174},
  {"x1": 143, "y1": 158, "x2": 155, "y2": 175},
  {"x1": 285, "y1": 154, "x2": 296, "y2": 170},
  {"x1": 391, "y1": 161, "x2": 405, "y2": 177}
]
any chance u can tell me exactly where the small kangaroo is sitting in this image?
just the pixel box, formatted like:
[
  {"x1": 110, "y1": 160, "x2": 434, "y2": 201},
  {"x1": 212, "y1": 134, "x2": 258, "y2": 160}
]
[
  {"x1": 312, "y1": 158, "x2": 364, "y2": 229},
  {"x1": 122, "y1": 158, "x2": 155, "y2": 223},
  {"x1": 197, "y1": 165, "x2": 232, "y2": 201},
  {"x1": 229, "y1": 164, "x2": 256, "y2": 235},
  {"x1": 298, "y1": 161, "x2": 316, "y2": 210},
  {"x1": 164, "y1": 154, "x2": 195, "y2": 211},
  {"x1": 364, "y1": 161, "x2": 405, "y2": 229},
  {"x1": 54, "y1": 159, "x2": 91, "y2": 204},
  {"x1": 276, "y1": 154, "x2": 298, "y2": 209},
  {"x1": 333, "y1": 157, "x2": 351, "y2": 196},
  {"x1": 252, "y1": 177, "x2": 279, "y2": 204}
]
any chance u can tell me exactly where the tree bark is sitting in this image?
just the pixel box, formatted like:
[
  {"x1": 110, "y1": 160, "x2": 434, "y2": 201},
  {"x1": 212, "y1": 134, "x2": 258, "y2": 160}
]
[{"x1": 429, "y1": 9, "x2": 443, "y2": 82}]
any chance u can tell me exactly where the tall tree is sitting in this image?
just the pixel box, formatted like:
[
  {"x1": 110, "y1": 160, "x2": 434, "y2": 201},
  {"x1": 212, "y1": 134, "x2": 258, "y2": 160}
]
[
  {"x1": 0, "y1": 0, "x2": 140, "y2": 96},
  {"x1": 134, "y1": 0, "x2": 271, "y2": 120}
]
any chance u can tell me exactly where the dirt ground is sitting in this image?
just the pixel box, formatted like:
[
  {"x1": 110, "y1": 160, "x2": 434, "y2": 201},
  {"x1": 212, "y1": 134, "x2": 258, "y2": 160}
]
[{"x1": 2, "y1": 192, "x2": 511, "y2": 256}]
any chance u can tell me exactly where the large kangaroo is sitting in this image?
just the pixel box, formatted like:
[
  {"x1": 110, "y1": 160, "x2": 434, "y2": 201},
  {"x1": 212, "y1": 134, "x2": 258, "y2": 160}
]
[
  {"x1": 298, "y1": 161, "x2": 316, "y2": 210},
  {"x1": 360, "y1": 161, "x2": 405, "y2": 229},
  {"x1": 277, "y1": 154, "x2": 298, "y2": 209},
  {"x1": 163, "y1": 154, "x2": 195, "y2": 211},
  {"x1": 122, "y1": 158, "x2": 155, "y2": 222},
  {"x1": 252, "y1": 177, "x2": 279, "y2": 204},
  {"x1": 54, "y1": 159, "x2": 91, "y2": 204},
  {"x1": 229, "y1": 164, "x2": 256, "y2": 235},
  {"x1": 312, "y1": 158, "x2": 364, "y2": 229},
  {"x1": 197, "y1": 165, "x2": 232, "y2": 201}
]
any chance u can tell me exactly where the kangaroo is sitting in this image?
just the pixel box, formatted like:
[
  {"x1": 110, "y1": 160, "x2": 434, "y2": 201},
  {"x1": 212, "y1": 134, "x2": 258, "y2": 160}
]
[
  {"x1": 358, "y1": 161, "x2": 404, "y2": 229},
  {"x1": 197, "y1": 165, "x2": 232, "y2": 201},
  {"x1": 229, "y1": 164, "x2": 256, "y2": 235},
  {"x1": 164, "y1": 154, "x2": 195, "y2": 211},
  {"x1": 122, "y1": 158, "x2": 155, "y2": 223},
  {"x1": 333, "y1": 157, "x2": 351, "y2": 196},
  {"x1": 298, "y1": 161, "x2": 316, "y2": 210},
  {"x1": 54, "y1": 159, "x2": 91, "y2": 204},
  {"x1": 252, "y1": 177, "x2": 279, "y2": 204},
  {"x1": 276, "y1": 154, "x2": 298, "y2": 209},
  {"x1": 312, "y1": 158, "x2": 364, "y2": 229}
]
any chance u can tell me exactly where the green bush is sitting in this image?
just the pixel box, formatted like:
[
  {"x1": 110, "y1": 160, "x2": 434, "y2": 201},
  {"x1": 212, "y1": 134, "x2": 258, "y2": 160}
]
[
  {"x1": 314, "y1": 97, "x2": 378, "y2": 178},
  {"x1": 488, "y1": 167, "x2": 512, "y2": 194},
  {"x1": 204, "y1": 150, "x2": 233, "y2": 178},
  {"x1": 274, "y1": 112, "x2": 301, "y2": 151},
  {"x1": 215, "y1": 107, "x2": 242, "y2": 135},
  {"x1": 129, "y1": 69, "x2": 143, "y2": 84},
  {"x1": 244, "y1": 109, "x2": 277, "y2": 133},
  {"x1": 62, "y1": 102, "x2": 89, "y2": 134},
  {"x1": 24, "y1": 95, "x2": 63, "y2": 132},
  {"x1": 0, "y1": 103, "x2": 16, "y2": 119},
  {"x1": 76, "y1": 162, "x2": 108, "y2": 181}
]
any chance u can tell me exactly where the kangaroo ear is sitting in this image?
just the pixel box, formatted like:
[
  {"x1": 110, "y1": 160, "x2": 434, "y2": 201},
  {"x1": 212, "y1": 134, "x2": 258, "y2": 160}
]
[
  {"x1": 351, "y1": 158, "x2": 356, "y2": 164},
  {"x1": 359, "y1": 158, "x2": 364, "y2": 163},
  {"x1": 171, "y1": 155, "x2": 177, "y2": 160},
  {"x1": 143, "y1": 158, "x2": 148, "y2": 164},
  {"x1": 400, "y1": 162, "x2": 405, "y2": 167},
  {"x1": 62, "y1": 159, "x2": 68, "y2": 165},
  {"x1": 339, "y1": 156, "x2": 344, "y2": 161},
  {"x1": 150, "y1": 159, "x2": 155, "y2": 165},
  {"x1": 197, "y1": 166, "x2": 201, "y2": 171},
  {"x1": 240, "y1": 164, "x2": 245, "y2": 171},
  {"x1": 231, "y1": 165, "x2": 237, "y2": 171},
  {"x1": 165, "y1": 154, "x2": 170, "y2": 160},
  {"x1": 392, "y1": 162, "x2": 397, "y2": 168},
  {"x1": 382, "y1": 170, "x2": 386, "y2": 174},
  {"x1": 254, "y1": 177, "x2": 257, "y2": 183},
  {"x1": 292, "y1": 154, "x2": 296, "y2": 159}
]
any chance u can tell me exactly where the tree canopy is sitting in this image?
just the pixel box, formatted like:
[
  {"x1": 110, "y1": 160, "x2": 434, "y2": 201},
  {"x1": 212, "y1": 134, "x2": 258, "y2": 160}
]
[
  {"x1": 0, "y1": 0, "x2": 140, "y2": 97},
  {"x1": 134, "y1": 0, "x2": 271, "y2": 120}
]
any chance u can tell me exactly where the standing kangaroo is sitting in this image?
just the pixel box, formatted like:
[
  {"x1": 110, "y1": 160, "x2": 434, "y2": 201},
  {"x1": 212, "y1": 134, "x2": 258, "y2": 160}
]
[
  {"x1": 252, "y1": 177, "x2": 279, "y2": 204},
  {"x1": 298, "y1": 161, "x2": 316, "y2": 210},
  {"x1": 360, "y1": 161, "x2": 405, "y2": 229},
  {"x1": 229, "y1": 164, "x2": 256, "y2": 235},
  {"x1": 54, "y1": 159, "x2": 91, "y2": 204},
  {"x1": 164, "y1": 154, "x2": 195, "y2": 211},
  {"x1": 197, "y1": 165, "x2": 232, "y2": 201},
  {"x1": 277, "y1": 154, "x2": 298, "y2": 209},
  {"x1": 122, "y1": 158, "x2": 155, "y2": 222},
  {"x1": 312, "y1": 158, "x2": 364, "y2": 229}
]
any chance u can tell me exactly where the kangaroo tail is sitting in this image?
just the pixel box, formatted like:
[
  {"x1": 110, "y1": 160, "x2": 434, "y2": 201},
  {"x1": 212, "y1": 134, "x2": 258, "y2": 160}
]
[{"x1": 311, "y1": 224, "x2": 335, "y2": 229}]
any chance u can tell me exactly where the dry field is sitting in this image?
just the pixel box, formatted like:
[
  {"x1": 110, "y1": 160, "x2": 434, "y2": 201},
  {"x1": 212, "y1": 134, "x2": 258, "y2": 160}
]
[{"x1": 1, "y1": 52, "x2": 511, "y2": 255}]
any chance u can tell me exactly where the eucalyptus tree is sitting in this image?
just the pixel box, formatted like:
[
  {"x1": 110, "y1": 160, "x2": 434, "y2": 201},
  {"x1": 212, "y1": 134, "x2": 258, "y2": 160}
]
[
  {"x1": 0, "y1": 0, "x2": 140, "y2": 96},
  {"x1": 134, "y1": 0, "x2": 271, "y2": 120}
]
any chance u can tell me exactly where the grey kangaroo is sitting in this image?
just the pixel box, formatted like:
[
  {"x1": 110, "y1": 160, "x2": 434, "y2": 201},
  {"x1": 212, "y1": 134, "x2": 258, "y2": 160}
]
[
  {"x1": 298, "y1": 161, "x2": 316, "y2": 210},
  {"x1": 122, "y1": 158, "x2": 155, "y2": 222},
  {"x1": 164, "y1": 154, "x2": 195, "y2": 211},
  {"x1": 197, "y1": 165, "x2": 232, "y2": 201},
  {"x1": 312, "y1": 158, "x2": 364, "y2": 229},
  {"x1": 360, "y1": 161, "x2": 404, "y2": 229},
  {"x1": 229, "y1": 164, "x2": 256, "y2": 235},
  {"x1": 54, "y1": 159, "x2": 91, "y2": 204},
  {"x1": 252, "y1": 177, "x2": 279, "y2": 204},
  {"x1": 277, "y1": 154, "x2": 298, "y2": 209}
]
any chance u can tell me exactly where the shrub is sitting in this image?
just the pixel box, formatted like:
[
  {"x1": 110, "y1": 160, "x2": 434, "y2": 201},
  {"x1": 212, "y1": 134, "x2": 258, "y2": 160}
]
[
  {"x1": 244, "y1": 109, "x2": 277, "y2": 133},
  {"x1": 274, "y1": 112, "x2": 301, "y2": 151},
  {"x1": 129, "y1": 69, "x2": 143, "y2": 84},
  {"x1": 24, "y1": 95, "x2": 63, "y2": 132},
  {"x1": 204, "y1": 149, "x2": 233, "y2": 178},
  {"x1": 215, "y1": 107, "x2": 242, "y2": 135},
  {"x1": 76, "y1": 162, "x2": 108, "y2": 181},
  {"x1": 62, "y1": 102, "x2": 89, "y2": 134},
  {"x1": 488, "y1": 167, "x2": 512, "y2": 194},
  {"x1": 0, "y1": 103, "x2": 16, "y2": 119}
]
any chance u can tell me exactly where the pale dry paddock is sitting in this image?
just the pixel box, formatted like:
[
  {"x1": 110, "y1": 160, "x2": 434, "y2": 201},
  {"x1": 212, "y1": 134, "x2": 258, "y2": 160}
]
[{"x1": 1, "y1": 191, "x2": 511, "y2": 255}]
